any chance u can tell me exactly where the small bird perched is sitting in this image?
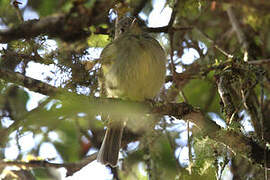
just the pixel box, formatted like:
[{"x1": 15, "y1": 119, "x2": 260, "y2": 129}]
[{"x1": 97, "y1": 17, "x2": 166, "y2": 167}]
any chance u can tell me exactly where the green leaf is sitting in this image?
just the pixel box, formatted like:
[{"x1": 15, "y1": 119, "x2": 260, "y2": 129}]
[
  {"x1": 33, "y1": 168, "x2": 58, "y2": 180},
  {"x1": 87, "y1": 34, "x2": 110, "y2": 48},
  {"x1": 53, "y1": 120, "x2": 80, "y2": 162},
  {"x1": 181, "y1": 78, "x2": 220, "y2": 113},
  {"x1": 37, "y1": 0, "x2": 59, "y2": 17}
]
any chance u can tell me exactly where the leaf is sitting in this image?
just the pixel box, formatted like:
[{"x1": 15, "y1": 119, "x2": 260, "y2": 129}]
[
  {"x1": 181, "y1": 78, "x2": 220, "y2": 113},
  {"x1": 32, "y1": 168, "x2": 58, "y2": 180},
  {"x1": 87, "y1": 34, "x2": 110, "y2": 48},
  {"x1": 53, "y1": 120, "x2": 80, "y2": 162},
  {"x1": 36, "y1": 0, "x2": 59, "y2": 17}
]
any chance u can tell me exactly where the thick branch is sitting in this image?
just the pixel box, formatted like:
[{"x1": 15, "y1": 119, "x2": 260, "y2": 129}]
[
  {"x1": 0, "y1": 68, "x2": 61, "y2": 96},
  {"x1": 164, "y1": 104, "x2": 269, "y2": 168},
  {"x1": 0, "y1": 152, "x2": 97, "y2": 177},
  {"x1": 0, "y1": 1, "x2": 114, "y2": 43},
  {"x1": 0, "y1": 15, "x2": 81, "y2": 43},
  {"x1": 0, "y1": 0, "x2": 192, "y2": 43}
]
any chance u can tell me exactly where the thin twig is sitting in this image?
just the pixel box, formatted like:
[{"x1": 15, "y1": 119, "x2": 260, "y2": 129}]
[
  {"x1": 218, "y1": 156, "x2": 229, "y2": 180},
  {"x1": 168, "y1": 0, "x2": 180, "y2": 75},
  {"x1": 180, "y1": 90, "x2": 188, "y2": 103},
  {"x1": 226, "y1": 6, "x2": 249, "y2": 61},
  {"x1": 187, "y1": 120, "x2": 193, "y2": 174},
  {"x1": 161, "y1": 118, "x2": 182, "y2": 170},
  {"x1": 13, "y1": 0, "x2": 24, "y2": 22},
  {"x1": 260, "y1": 74, "x2": 268, "y2": 180},
  {"x1": 247, "y1": 59, "x2": 270, "y2": 65},
  {"x1": 226, "y1": 7, "x2": 248, "y2": 49},
  {"x1": 168, "y1": 0, "x2": 179, "y2": 27},
  {"x1": 146, "y1": 147, "x2": 152, "y2": 180},
  {"x1": 214, "y1": 45, "x2": 234, "y2": 59},
  {"x1": 146, "y1": 26, "x2": 193, "y2": 33},
  {"x1": 194, "y1": 28, "x2": 233, "y2": 58},
  {"x1": 111, "y1": 167, "x2": 120, "y2": 180}
]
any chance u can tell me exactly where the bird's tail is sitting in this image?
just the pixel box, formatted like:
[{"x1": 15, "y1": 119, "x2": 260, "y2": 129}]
[{"x1": 97, "y1": 122, "x2": 124, "y2": 167}]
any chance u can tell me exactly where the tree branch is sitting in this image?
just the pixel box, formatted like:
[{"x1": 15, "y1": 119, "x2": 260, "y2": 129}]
[
  {"x1": 131, "y1": 0, "x2": 149, "y2": 17},
  {"x1": 146, "y1": 26, "x2": 193, "y2": 33},
  {"x1": 0, "y1": 15, "x2": 76, "y2": 43},
  {"x1": 0, "y1": 152, "x2": 98, "y2": 177},
  {"x1": 0, "y1": 1, "x2": 115, "y2": 43},
  {"x1": 248, "y1": 59, "x2": 270, "y2": 65},
  {"x1": 172, "y1": 106, "x2": 270, "y2": 168},
  {"x1": 0, "y1": 1, "x2": 193, "y2": 43},
  {"x1": 226, "y1": 6, "x2": 249, "y2": 61},
  {"x1": 0, "y1": 68, "x2": 62, "y2": 96}
]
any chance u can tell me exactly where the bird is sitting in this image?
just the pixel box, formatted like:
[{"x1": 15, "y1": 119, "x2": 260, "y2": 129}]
[{"x1": 97, "y1": 17, "x2": 166, "y2": 167}]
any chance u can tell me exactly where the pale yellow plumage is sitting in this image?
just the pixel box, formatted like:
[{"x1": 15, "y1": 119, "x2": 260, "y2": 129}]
[{"x1": 97, "y1": 17, "x2": 166, "y2": 167}]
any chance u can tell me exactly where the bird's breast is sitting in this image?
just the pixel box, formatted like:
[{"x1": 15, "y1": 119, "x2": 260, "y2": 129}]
[{"x1": 104, "y1": 34, "x2": 166, "y2": 101}]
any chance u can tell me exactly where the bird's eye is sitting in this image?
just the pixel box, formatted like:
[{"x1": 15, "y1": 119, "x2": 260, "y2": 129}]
[{"x1": 120, "y1": 28, "x2": 125, "y2": 33}]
